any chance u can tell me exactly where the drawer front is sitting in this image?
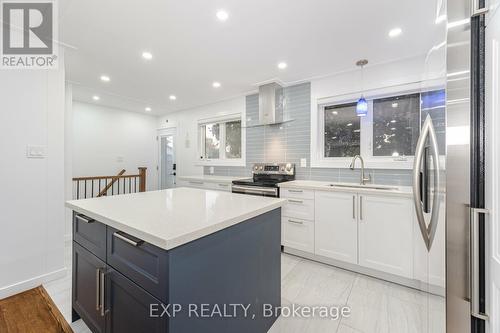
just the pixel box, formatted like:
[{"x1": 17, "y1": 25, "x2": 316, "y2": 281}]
[
  {"x1": 73, "y1": 212, "x2": 107, "y2": 261},
  {"x1": 282, "y1": 217, "x2": 314, "y2": 253},
  {"x1": 280, "y1": 188, "x2": 314, "y2": 200},
  {"x1": 206, "y1": 182, "x2": 231, "y2": 192},
  {"x1": 176, "y1": 179, "x2": 205, "y2": 189},
  {"x1": 282, "y1": 198, "x2": 314, "y2": 221},
  {"x1": 106, "y1": 227, "x2": 168, "y2": 303}
]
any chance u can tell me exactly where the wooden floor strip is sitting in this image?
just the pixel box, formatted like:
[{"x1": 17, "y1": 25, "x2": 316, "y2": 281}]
[{"x1": 0, "y1": 286, "x2": 73, "y2": 333}]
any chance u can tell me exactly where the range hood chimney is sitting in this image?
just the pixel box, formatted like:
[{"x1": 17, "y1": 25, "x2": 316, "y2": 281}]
[{"x1": 258, "y1": 82, "x2": 284, "y2": 125}]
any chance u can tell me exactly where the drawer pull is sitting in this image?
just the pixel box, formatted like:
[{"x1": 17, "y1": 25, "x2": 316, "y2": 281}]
[
  {"x1": 76, "y1": 214, "x2": 94, "y2": 224},
  {"x1": 189, "y1": 181, "x2": 204, "y2": 185},
  {"x1": 288, "y1": 199, "x2": 303, "y2": 204},
  {"x1": 288, "y1": 189, "x2": 303, "y2": 193},
  {"x1": 113, "y1": 231, "x2": 144, "y2": 247},
  {"x1": 218, "y1": 183, "x2": 229, "y2": 187},
  {"x1": 288, "y1": 219, "x2": 304, "y2": 225},
  {"x1": 100, "y1": 270, "x2": 106, "y2": 317}
]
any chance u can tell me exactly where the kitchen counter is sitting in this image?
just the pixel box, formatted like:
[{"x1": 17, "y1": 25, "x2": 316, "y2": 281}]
[
  {"x1": 177, "y1": 175, "x2": 248, "y2": 183},
  {"x1": 66, "y1": 187, "x2": 284, "y2": 250},
  {"x1": 279, "y1": 180, "x2": 413, "y2": 197},
  {"x1": 68, "y1": 188, "x2": 283, "y2": 332}
]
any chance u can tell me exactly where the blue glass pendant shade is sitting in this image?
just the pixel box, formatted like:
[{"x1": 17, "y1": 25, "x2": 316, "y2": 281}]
[{"x1": 356, "y1": 96, "x2": 368, "y2": 117}]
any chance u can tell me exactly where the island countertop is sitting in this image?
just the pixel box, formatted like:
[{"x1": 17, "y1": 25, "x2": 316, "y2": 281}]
[{"x1": 66, "y1": 188, "x2": 285, "y2": 250}]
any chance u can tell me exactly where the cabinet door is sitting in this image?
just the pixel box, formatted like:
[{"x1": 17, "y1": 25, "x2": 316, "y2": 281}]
[
  {"x1": 314, "y1": 191, "x2": 358, "y2": 264},
  {"x1": 282, "y1": 217, "x2": 314, "y2": 253},
  {"x1": 105, "y1": 268, "x2": 167, "y2": 333},
  {"x1": 358, "y1": 194, "x2": 413, "y2": 278},
  {"x1": 72, "y1": 242, "x2": 106, "y2": 333}
]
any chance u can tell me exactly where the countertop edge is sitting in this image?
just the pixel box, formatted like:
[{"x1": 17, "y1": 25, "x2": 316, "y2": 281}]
[
  {"x1": 177, "y1": 175, "x2": 247, "y2": 183},
  {"x1": 278, "y1": 181, "x2": 413, "y2": 198},
  {"x1": 65, "y1": 199, "x2": 285, "y2": 251}
]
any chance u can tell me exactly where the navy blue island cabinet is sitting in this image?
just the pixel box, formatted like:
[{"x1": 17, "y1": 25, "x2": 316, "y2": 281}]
[{"x1": 71, "y1": 208, "x2": 282, "y2": 333}]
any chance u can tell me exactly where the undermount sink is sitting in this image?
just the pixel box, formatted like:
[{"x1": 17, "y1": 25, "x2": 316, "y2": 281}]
[{"x1": 325, "y1": 183, "x2": 399, "y2": 191}]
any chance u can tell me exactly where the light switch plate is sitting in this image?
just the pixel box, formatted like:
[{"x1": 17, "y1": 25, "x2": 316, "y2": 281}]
[
  {"x1": 26, "y1": 145, "x2": 46, "y2": 158},
  {"x1": 300, "y1": 158, "x2": 307, "y2": 167}
]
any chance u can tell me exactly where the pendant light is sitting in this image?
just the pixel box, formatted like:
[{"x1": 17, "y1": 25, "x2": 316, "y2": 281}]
[{"x1": 356, "y1": 59, "x2": 368, "y2": 117}]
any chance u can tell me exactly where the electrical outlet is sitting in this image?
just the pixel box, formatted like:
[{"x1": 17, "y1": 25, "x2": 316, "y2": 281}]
[
  {"x1": 300, "y1": 158, "x2": 307, "y2": 167},
  {"x1": 26, "y1": 145, "x2": 46, "y2": 158}
]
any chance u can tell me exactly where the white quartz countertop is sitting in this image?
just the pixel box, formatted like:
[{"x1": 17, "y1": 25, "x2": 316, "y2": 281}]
[
  {"x1": 66, "y1": 188, "x2": 285, "y2": 250},
  {"x1": 279, "y1": 180, "x2": 413, "y2": 197},
  {"x1": 177, "y1": 175, "x2": 248, "y2": 183}
]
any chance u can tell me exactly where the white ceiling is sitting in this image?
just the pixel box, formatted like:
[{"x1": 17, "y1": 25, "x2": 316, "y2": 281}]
[{"x1": 59, "y1": 0, "x2": 443, "y2": 115}]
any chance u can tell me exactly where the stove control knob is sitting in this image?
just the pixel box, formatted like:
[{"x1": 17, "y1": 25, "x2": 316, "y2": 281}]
[
  {"x1": 285, "y1": 163, "x2": 292, "y2": 172},
  {"x1": 259, "y1": 166, "x2": 264, "y2": 171},
  {"x1": 254, "y1": 165, "x2": 259, "y2": 171}
]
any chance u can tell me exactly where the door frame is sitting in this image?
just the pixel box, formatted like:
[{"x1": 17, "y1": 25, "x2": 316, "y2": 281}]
[{"x1": 157, "y1": 127, "x2": 177, "y2": 189}]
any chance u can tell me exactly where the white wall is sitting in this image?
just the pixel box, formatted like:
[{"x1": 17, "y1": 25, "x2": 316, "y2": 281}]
[
  {"x1": 157, "y1": 97, "x2": 246, "y2": 176},
  {"x1": 0, "y1": 48, "x2": 66, "y2": 299},
  {"x1": 72, "y1": 102, "x2": 159, "y2": 191}
]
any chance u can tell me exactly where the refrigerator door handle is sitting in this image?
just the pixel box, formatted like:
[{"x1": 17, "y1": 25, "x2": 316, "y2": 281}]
[
  {"x1": 412, "y1": 115, "x2": 441, "y2": 251},
  {"x1": 470, "y1": 207, "x2": 489, "y2": 320}
]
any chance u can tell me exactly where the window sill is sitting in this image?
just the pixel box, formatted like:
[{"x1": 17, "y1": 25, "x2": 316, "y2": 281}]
[{"x1": 196, "y1": 159, "x2": 246, "y2": 167}]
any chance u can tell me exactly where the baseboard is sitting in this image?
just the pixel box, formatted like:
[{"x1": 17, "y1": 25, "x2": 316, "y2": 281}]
[
  {"x1": 283, "y1": 247, "x2": 445, "y2": 297},
  {"x1": 0, "y1": 268, "x2": 68, "y2": 300}
]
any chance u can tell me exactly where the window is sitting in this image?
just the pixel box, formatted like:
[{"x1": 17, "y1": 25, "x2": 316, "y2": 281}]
[
  {"x1": 372, "y1": 93, "x2": 420, "y2": 157},
  {"x1": 324, "y1": 103, "x2": 360, "y2": 157},
  {"x1": 313, "y1": 87, "x2": 446, "y2": 169},
  {"x1": 199, "y1": 116, "x2": 244, "y2": 164}
]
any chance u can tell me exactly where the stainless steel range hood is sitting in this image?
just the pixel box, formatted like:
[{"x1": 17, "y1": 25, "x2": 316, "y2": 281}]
[{"x1": 257, "y1": 82, "x2": 286, "y2": 126}]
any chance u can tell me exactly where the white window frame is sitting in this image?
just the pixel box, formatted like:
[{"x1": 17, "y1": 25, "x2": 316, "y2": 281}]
[
  {"x1": 311, "y1": 82, "x2": 446, "y2": 169},
  {"x1": 197, "y1": 113, "x2": 246, "y2": 167}
]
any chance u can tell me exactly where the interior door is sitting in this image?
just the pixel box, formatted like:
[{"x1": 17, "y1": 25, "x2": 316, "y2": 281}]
[
  {"x1": 158, "y1": 129, "x2": 176, "y2": 189},
  {"x1": 485, "y1": 5, "x2": 500, "y2": 332}
]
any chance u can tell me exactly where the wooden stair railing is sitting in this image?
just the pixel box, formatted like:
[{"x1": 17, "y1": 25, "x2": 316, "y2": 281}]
[
  {"x1": 97, "y1": 169, "x2": 126, "y2": 197},
  {"x1": 72, "y1": 167, "x2": 147, "y2": 199}
]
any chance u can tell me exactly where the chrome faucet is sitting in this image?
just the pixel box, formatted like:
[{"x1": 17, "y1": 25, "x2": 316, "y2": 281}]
[{"x1": 349, "y1": 155, "x2": 371, "y2": 185}]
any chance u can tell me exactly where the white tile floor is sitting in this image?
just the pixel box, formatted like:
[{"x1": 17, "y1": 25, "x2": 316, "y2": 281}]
[{"x1": 43, "y1": 244, "x2": 445, "y2": 333}]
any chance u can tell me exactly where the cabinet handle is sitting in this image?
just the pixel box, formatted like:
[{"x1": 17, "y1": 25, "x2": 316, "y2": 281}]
[
  {"x1": 352, "y1": 195, "x2": 356, "y2": 219},
  {"x1": 100, "y1": 270, "x2": 105, "y2": 317},
  {"x1": 288, "y1": 219, "x2": 304, "y2": 225},
  {"x1": 359, "y1": 196, "x2": 363, "y2": 220},
  {"x1": 218, "y1": 183, "x2": 229, "y2": 187},
  {"x1": 113, "y1": 231, "x2": 144, "y2": 247},
  {"x1": 288, "y1": 199, "x2": 303, "y2": 204},
  {"x1": 189, "y1": 181, "x2": 203, "y2": 185},
  {"x1": 95, "y1": 269, "x2": 101, "y2": 311},
  {"x1": 288, "y1": 189, "x2": 303, "y2": 193},
  {"x1": 76, "y1": 214, "x2": 94, "y2": 224}
]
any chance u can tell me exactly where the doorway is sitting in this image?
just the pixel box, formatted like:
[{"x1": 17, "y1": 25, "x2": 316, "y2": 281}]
[{"x1": 158, "y1": 128, "x2": 177, "y2": 189}]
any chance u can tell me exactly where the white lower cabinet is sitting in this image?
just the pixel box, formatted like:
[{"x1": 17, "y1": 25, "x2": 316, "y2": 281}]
[
  {"x1": 357, "y1": 194, "x2": 413, "y2": 278},
  {"x1": 176, "y1": 179, "x2": 231, "y2": 192},
  {"x1": 282, "y1": 217, "x2": 314, "y2": 253},
  {"x1": 314, "y1": 191, "x2": 358, "y2": 264}
]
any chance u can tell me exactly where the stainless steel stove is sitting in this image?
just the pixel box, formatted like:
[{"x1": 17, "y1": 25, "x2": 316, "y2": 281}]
[{"x1": 231, "y1": 163, "x2": 295, "y2": 197}]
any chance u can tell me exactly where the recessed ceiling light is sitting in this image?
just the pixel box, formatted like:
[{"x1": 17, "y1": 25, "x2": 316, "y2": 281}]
[
  {"x1": 278, "y1": 62, "x2": 288, "y2": 69},
  {"x1": 92, "y1": 95, "x2": 100, "y2": 101},
  {"x1": 169, "y1": 95, "x2": 177, "y2": 101},
  {"x1": 331, "y1": 111, "x2": 338, "y2": 115},
  {"x1": 216, "y1": 10, "x2": 229, "y2": 21},
  {"x1": 145, "y1": 107, "x2": 152, "y2": 112},
  {"x1": 388, "y1": 27, "x2": 402, "y2": 38},
  {"x1": 391, "y1": 127, "x2": 397, "y2": 131},
  {"x1": 391, "y1": 119, "x2": 397, "y2": 123},
  {"x1": 347, "y1": 123, "x2": 353, "y2": 127},
  {"x1": 142, "y1": 51, "x2": 153, "y2": 60},
  {"x1": 392, "y1": 102, "x2": 398, "y2": 108},
  {"x1": 212, "y1": 82, "x2": 221, "y2": 88},
  {"x1": 100, "y1": 75, "x2": 110, "y2": 82}
]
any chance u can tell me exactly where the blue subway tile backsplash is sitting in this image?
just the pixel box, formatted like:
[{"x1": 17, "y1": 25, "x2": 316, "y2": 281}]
[{"x1": 204, "y1": 82, "x2": 412, "y2": 186}]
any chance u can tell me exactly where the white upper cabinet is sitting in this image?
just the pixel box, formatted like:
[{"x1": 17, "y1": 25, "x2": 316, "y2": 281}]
[
  {"x1": 357, "y1": 194, "x2": 413, "y2": 278},
  {"x1": 315, "y1": 191, "x2": 358, "y2": 264}
]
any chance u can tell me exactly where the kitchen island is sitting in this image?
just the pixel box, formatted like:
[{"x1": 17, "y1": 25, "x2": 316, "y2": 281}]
[{"x1": 66, "y1": 188, "x2": 285, "y2": 333}]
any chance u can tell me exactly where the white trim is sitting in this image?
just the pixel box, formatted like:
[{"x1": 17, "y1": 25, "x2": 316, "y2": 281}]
[
  {"x1": 157, "y1": 127, "x2": 177, "y2": 189},
  {"x1": 0, "y1": 268, "x2": 67, "y2": 300},
  {"x1": 311, "y1": 81, "x2": 445, "y2": 169},
  {"x1": 197, "y1": 112, "x2": 246, "y2": 167}
]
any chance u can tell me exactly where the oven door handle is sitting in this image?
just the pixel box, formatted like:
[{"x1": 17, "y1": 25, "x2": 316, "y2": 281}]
[{"x1": 232, "y1": 185, "x2": 278, "y2": 196}]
